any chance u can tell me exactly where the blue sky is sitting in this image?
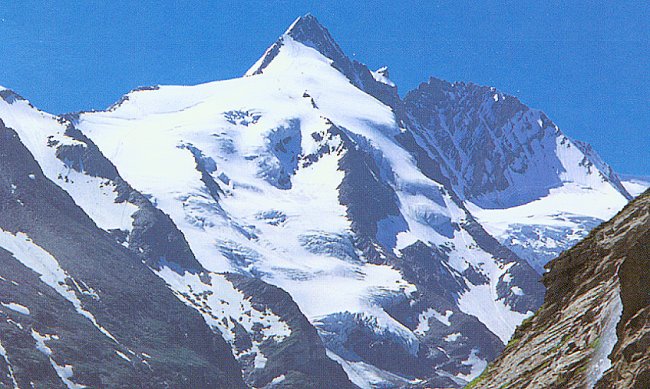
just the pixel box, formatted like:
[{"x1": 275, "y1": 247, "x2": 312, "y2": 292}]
[{"x1": 0, "y1": 1, "x2": 647, "y2": 175}]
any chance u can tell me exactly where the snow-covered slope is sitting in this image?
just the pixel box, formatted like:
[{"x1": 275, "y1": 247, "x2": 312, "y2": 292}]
[{"x1": 0, "y1": 117, "x2": 245, "y2": 388}]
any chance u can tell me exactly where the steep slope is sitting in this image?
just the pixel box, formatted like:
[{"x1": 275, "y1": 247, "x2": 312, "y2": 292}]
[
  {"x1": 403, "y1": 79, "x2": 632, "y2": 273},
  {"x1": 0, "y1": 88, "x2": 353, "y2": 388},
  {"x1": 0, "y1": 118, "x2": 245, "y2": 388},
  {"x1": 73, "y1": 15, "x2": 542, "y2": 387},
  {"x1": 470, "y1": 189, "x2": 649, "y2": 388}
]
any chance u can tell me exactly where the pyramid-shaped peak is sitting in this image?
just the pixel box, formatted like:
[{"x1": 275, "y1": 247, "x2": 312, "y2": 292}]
[
  {"x1": 247, "y1": 13, "x2": 353, "y2": 77},
  {"x1": 285, "y1": 14, "x2": 327, "y2": 38},
  {"x1": 283, "y1": 14, "x2": 347, "y2": 61}
]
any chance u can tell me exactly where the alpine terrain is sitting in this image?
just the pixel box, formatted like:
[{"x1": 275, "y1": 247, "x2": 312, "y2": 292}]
[{"x1": 0, "y1": 14, "x2": 639, "y2": 388}]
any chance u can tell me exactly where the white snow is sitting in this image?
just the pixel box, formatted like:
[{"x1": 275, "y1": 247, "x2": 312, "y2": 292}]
[
  {"x1": 511, "y1": 286, "x2": 524, "y2": 296},
  {"x1": 466, "y1": 183, "x2": 627, "y2": 240},
  {"x1": 466, "y1": 181, "x2": 629, "y2": 272},
  {"x1": 156, "y1": 267, "x2": 290, "y2": 367},
  {"x1": 370, "y1": 66, "x2": 396, "y2": 87},
  {"x1": 254, "y1": 351, "x2": 268, "y2": 369},
  {"x1": 458, "y1": 263, "x2": 533, "y2": 344},
  {"x1": 270, "y1": 375, "x2": 286, "y2": 385},
  {"x1": 444, "y1": 332, "x2": 462, "y2": 342},
  {"x1": 114, "y1": 350, "x2": 131, "y2": 362},
  {"x1": 1, "y1": 302, "x2": 30, "y2": 315},
  {"x1": 621, "y1": 178, "x2": 650, "y2": 197},
  {"x1": 414, "y1": 308, "x2": 452, "y2": 335},
  {"x1": 326, "y1": 350, "x2": 413, "y2": 389}
]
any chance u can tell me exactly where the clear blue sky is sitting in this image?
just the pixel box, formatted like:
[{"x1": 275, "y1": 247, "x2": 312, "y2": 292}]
[{"x1": 0, "y1": 1, "x2": 648, "y2": 175}]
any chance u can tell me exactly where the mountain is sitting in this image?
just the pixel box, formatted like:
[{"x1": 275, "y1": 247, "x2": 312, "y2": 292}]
[
  {"x1": 252, "y1": 15, "x2": 633, "y2": 275},
  {"x1": 71, "y1": 14, "x2": 548, "y2": 387},
  {"x1": 0, "y1": 13, "x2": 636, "y2": 388},
  {"x1": 469, "y1": 189, "x2": 649, "y2": 388}
]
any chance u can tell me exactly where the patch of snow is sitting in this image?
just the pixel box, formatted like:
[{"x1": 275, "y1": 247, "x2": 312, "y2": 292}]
[
  {"x1": 466, "y1": 183, "x2": 626, "y2": 240},
  {"x1": 511, "y1": 286, "x2": 524, "y2": 296},
  {"x1": 456, "y1": 348, "x2": 487, "y2": 382},
  {"x1": 444, "y1": 332, "x2": 462, "y2": 342},
  {"x1": 458, "y1": 262, "x2": 533, "y2": 344},
  {"x1": 621, "y1": 177, "x2": 650, "y2": 197},
  {"x1": 0, "y1": 96, "x2": 138, "y2": 233},
  {"x1": 2, "y1": 302, "x2": 30, "y2": 315},
  {"x1": 587, "y1": 287, "x2": 623, "y2": 388},
  {"x1": 466, "y1": 182, "x2": 628, "y2": 271},
  {"x1": 414, "y1": 308, "x2": 452, "y2": 335},
  {"x1": 326, "y1": 350, "x2": 413, "y2": 389},
  {"x1": 114, "y1": 350, "x2": 131, "y2": 362},
  {"x1": 156, "y1": 267, "x2": 291, "y2": 368},
  {"x1": 270, "y1": 375, "x2": 286, "y2": 385},
  {"x1": 370, "y1": 66, "x2": 396, "y2": 87},
  {"x1": 254, "y1": 350, "x2": 268, "y2": 369}
]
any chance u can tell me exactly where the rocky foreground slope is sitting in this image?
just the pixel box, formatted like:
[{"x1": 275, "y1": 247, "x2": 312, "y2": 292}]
[{"x1": 470, "y1": 189, "x2": 649, "y2": 388}]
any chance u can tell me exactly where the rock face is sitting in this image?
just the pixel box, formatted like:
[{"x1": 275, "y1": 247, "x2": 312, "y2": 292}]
[
  {"x1": 470, "y1": 190, "x2": 649, "y2": 389},
  {"x1": 403, "y1": 79, "x2": 631, "y2": 208}
]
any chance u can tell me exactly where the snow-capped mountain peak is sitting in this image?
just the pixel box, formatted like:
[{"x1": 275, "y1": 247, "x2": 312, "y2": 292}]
[
  {"x1": 0, "y1": 14, "x2": 638, "y2": 389},
  {"x1": 246, "y1": 14, "x2": 350, "y2": 77},
  {"x1": 62, "y1": 19, "x2": 545, "y2": 386},
  {"x1": 246, "y1": 14, "x2": 401, "y2": 109},
  {"x1": 285, "y1": 14, "x2": 347, "y2": 60}
]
